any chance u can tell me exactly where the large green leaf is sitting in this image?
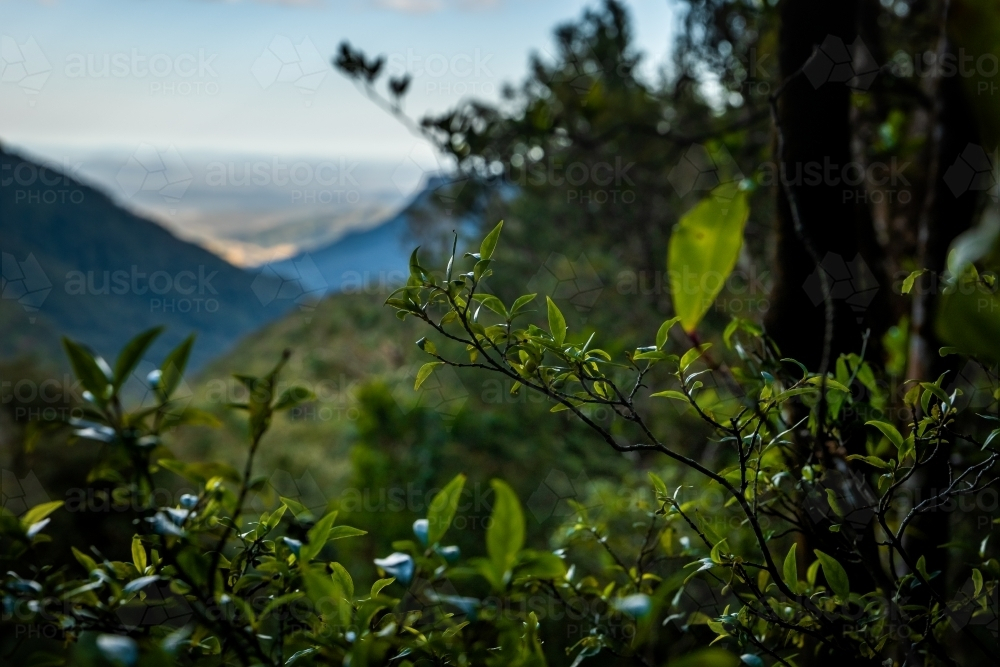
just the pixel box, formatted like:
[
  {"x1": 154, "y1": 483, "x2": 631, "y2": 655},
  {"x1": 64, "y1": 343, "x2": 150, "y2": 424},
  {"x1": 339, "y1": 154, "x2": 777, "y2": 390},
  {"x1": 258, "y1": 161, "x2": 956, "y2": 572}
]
[
  {"x1": 935, "y1": 284, "x2": 1000, "y2": 364},
  {"x1": 427, "y1": 473, "x2": 466, "y2": 546},
  {"x1": 668, "y1": 186, "x2": 749, "y2": 333},
  {"x1": 113, "y1": 327, "x2": 164, "y2": 392},
  {"x1": 487, "y1": 479, "x2": 525, "y2": 588}
]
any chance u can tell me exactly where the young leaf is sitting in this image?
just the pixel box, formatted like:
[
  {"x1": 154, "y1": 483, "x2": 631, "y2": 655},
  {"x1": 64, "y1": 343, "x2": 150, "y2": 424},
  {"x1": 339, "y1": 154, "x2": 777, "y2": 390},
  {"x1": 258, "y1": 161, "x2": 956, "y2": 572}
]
[
  {"x1": 782, "y1": 543, "x2": 798, "y2": 593},
  {"x1": 63, "y1": 338, "x2": 110, "y2": 402},
  {"x1": 656, "y1": 317, "x2": 681, "y2": 349},
  {"x1": 511, "y1": 293, "x2": 537, "y2": 315},
  {"x1": 72, "y1": 546, "x2": 98, "y2": 573},
  {"x1": 648, "y1": 472, "x2": 668, "y2": 499},
  {"x1": 301, "y1": 510, "x2": 340, "y2": 562},
  {"x1": 21, "y1": 500, "x2": 64, "y2": 528},
  {"x1": 814, "y1": 549, "x2": 850, "y2": 600},
  {"x1": 160, "y1": 334, "x2": 195, "y2": 400},
  {"x1": 825, "y1": 489, "x2": 846, "y2": 518},
  {"x1": 274, "y1": 386, "x2": 315, "y2": 412},
  {"x1": 415, "y1": 362, "x2": 444, "y2": 390},
  {"x1": 901, "y1": 269, "x2": 927, "y2": 294},
  {"x1": 546, "y1": 296, "x2": 567, "y2": 346},
  {"x1": 329, "y1": 562, "x2": 355, "y2": 600},
  {"x1": 487, "y1": 479, "x2": 525, "y2": 587},
  {"x1": 427, "y1": 473, "x2": 467, "y2": 546},
  {"x1": 472, "y1": 293, "x2": 508, "y2": 318},
  {"x1": 480, "y1": 220, "x2": 504, "y2": 261},
  {"x1": 668, "y1": 187, "x2": 749, "y2": 333},
  {"x1": 650, "y1": 389, "x2": 689, "y2": 402},
  {"x1": 865, "y1": 420, "x2": 903, "y2": 449},
  {"x1": 131, "y1": 535, "x2": 147, "y2": 573},
  {"x1": 680, "y1": 343, "x2": 712, "y2": 372},
  {"x1": 113, "y1": 327, "x2": 164, "y2": 392}
]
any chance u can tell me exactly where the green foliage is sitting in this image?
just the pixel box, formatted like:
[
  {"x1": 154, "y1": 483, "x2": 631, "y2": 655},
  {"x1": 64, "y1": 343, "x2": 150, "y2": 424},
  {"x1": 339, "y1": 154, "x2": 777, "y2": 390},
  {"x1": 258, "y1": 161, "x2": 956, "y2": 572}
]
[
  {"x1": 668, "y1": 186, "x2": 750, "y2": 333},
  {"x1": 3, "y1": 223, "x2": 1000, "y2": 666}
]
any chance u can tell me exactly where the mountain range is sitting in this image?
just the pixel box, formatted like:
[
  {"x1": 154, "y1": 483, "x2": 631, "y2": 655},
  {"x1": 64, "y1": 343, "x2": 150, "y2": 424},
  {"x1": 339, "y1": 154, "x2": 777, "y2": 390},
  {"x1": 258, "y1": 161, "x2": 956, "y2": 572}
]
[{"x1": 0, "y1": 143, "x2": 421, "y2": 370}]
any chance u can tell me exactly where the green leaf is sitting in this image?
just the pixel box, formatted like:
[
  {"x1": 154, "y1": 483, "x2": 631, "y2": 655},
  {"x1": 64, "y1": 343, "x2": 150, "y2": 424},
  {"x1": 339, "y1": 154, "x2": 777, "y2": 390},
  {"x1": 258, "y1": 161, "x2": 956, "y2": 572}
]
[
  {"x1": 427, "y1": 473, "x2": 466, "y2": 546},
  {"x1": 326, "y1": 525, "x2": 367, "y2": 541},
  {"x1": 668, "y1": 187, "x2": 749, "y2": 333},
  {"x1": 480, "y1": 220, "x2": 504, "y2": 261},
  {"x1": 21, "y1": 500, "x2": 63, "y2": 528},
  {"x1": 114, "y1": 327, "x2": 164, "y2": 392},
  {"x1": 415, "y1": 362, "x2": 444, "y2": 390},
  {"x1": 710, "y1": 539, "x2": 729, "y2": 564},
  {"x1": 846, "y1": 454, "x2": 892, "y2": 470},
  {"x1": 62, "y1": 338, "x2": 110, "y2": 403},
  {"x1": 301, "y1": 510, "x2": 340, "y2": 563},
  {"x1": 814, "y1": 549, "x2": 850, "y2": 600},
  {"x1": 865, "y1": 420, "x2": 903, "y2": 449},
  {"x1": 972, "y1": 568, "x2": 984, "y2": 597},
  {"x1": 131, "y1": 535, "x2": 147, "y2": 572},
  {"x1": 825, "y1": 489, "x2": 846, "y2": 518},
  {"x1": 72, "y1": 546, "x2": 98, "y2": 573},
  {"x1": 473, "y1": 293, "x2": 508, "y2": 318},
  {"x1": 273, "y1": 386, "x2": 315, "y2": 412},
  {"x1": 680, "y1": 343, "x2": 712, "y2": 372},
  {"x1": 915, "y1": 555, "x2": 930, "y2": 581},
  {"x1": 160, "y1": 334, "x2": 195, "y2": 400},
  {"x1": 511, "y1": 293, "x2": 537, "y2": 315},
  {"x1": 782, "y1": 543, "x2": 798, "y2": 593},
  {"x1": 370, "y1": 577, "x2": 395, "y2": 598},
  {"x1": 656, "y1": 317, "x2": 681, "y2": 349},
  {"x1": 487, "y1": 479, "x2": 525, "y2": 588},
  {"x1": 302, "y1": 566, "x2": 349, "y2": 626},
  {"x1": 329, "y1": 562, "x2": 354, "y2": 600},
  {"x1": 936, "y1": 281, "x2": 1000, "y2": 363},
  {"x1": 901, "y1": 269, "x2": 927, "y2": 294},
  {"x1": 648, "y1": 472, "x2": 668, "y2": 499},
  {"x1": 546, "y1": 296, "x2": 567, "y2": 346},
  {"x1": 651, "y1": 389, "x2": 689, "y2": 402}
]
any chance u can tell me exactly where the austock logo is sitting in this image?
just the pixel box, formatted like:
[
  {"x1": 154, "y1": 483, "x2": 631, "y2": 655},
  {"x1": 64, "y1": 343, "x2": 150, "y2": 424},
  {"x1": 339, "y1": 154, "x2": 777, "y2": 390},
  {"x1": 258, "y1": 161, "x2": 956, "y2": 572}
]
[
  {"x1": 803, "y1": 35, "x2": 879, "y2": 91},
  {"x1": 250, "y1": 470, "x2": 328, "y2": 518},
  {"x1": 802, "y1": 467, "x2": 878, "y2": 535},
  {"x1": 527, "y1": 253, "x2": 604, "y2": 325},
  {"x1": 0, "y1": 35, "x2": 52, "y2": 102},
  {"x1": 252, "y1": 36, "x2": 327, "y2": 100},
  {"x1": 668, "y1": 144, "x2": 744, "y2": 198},
  {"x1": 1, "y1": 252, "x2": 52, "y2": 322},
  {"x1": 944, "y1": 144, "x2": 999, "y2": 201},
  {"x1": 391, "y1": 362, "x2": 468, "y2": 427},
  {"x1": 116, "y1": 579, "x2": 193, "y2": 631},
  {"x1": 251, "y1": 254, "x2": 328, "y2": 321},
  {"x1": 526, "y1": 469, "x2": 602, "y2": 523},
  {"x1": 116, "y1": 144, "x2": 193, "y2": 209},
  {"x1": 947, "y1": 575, "x2": 999, "y2": 638},
  {"x1": 1, "y1": 469, "x2": 50, "y2": 517},
  {"x1": 803, "y1": 253, "x2": 879, "y2": 323}
]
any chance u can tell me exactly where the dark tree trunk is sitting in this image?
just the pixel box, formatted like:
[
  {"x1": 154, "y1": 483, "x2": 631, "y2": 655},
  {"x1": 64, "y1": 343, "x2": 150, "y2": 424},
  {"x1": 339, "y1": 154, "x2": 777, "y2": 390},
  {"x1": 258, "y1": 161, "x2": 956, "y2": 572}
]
[{"x1": 766, "y1": 0, "x2": 889, "y2": 370}]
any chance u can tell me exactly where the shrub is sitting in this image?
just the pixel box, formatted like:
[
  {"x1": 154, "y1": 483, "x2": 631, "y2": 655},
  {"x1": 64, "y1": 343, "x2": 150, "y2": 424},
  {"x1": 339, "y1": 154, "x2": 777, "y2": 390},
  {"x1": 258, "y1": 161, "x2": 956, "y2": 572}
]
[{"x1": 2, "y1": 223, "x2": 998, "y2": 666}]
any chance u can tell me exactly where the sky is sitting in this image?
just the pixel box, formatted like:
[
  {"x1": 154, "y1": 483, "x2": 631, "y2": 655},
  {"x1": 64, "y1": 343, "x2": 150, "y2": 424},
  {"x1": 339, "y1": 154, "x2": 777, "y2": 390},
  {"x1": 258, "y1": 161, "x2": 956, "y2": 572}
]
[{"x1": 1, "y1": 0, "x2": 677, "y2": 162}]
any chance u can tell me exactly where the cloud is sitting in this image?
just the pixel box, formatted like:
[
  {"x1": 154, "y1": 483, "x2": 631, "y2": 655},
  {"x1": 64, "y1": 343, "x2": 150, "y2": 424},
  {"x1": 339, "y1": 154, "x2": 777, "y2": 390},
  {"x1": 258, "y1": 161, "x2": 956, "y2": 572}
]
[{"x1": 373, "y1": 0, "x2": 502, "y2": 14}]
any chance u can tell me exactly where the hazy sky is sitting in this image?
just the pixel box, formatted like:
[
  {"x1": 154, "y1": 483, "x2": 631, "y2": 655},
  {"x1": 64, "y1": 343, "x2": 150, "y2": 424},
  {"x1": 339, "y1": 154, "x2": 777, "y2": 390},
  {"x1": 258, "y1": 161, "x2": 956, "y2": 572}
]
[{"x1": 1, "y1": 0, "x2": 677, "y2": 164}]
